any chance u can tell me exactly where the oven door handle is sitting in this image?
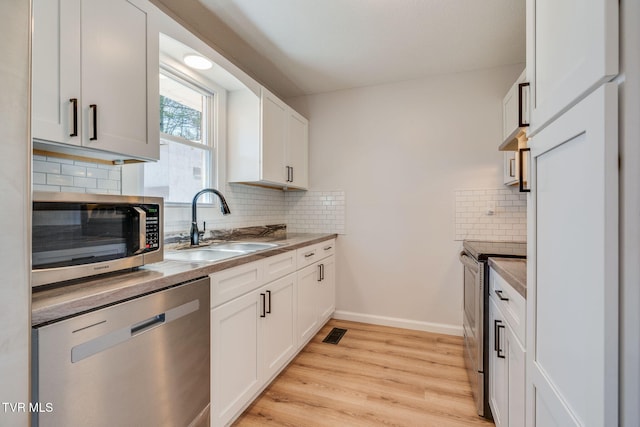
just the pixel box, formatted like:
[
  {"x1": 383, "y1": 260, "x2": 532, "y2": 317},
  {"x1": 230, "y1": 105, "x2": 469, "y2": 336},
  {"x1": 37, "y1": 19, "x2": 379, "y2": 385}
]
[
  {"x1": 132, "y1": 207, "x2": 147, "y2": 254},
  {"x1": 459, "y1": 252, "x2": 479, "y2": 273}
]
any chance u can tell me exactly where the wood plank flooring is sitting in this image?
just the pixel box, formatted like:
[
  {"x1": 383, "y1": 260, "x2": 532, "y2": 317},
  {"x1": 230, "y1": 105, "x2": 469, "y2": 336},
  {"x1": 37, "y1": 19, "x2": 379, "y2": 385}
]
[{"x1": 233, "y1": 319, "x2": 494, "y2": 427}]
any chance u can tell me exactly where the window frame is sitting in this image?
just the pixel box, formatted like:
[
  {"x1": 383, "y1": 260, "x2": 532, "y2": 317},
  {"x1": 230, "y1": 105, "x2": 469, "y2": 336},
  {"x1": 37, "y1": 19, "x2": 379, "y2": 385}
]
[{"x1": 143, "y1": 65, "x2": 225, "y2": 206}]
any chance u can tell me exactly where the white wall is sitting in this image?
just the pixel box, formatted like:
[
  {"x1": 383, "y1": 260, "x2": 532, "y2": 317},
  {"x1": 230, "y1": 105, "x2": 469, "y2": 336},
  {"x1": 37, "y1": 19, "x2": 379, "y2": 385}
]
[
  {"x1": 288, "y1": 64, "x2": 524, "y2": 334},
  {"x1": 0, "y1": 0, "x2": 31, "y2": 425}
]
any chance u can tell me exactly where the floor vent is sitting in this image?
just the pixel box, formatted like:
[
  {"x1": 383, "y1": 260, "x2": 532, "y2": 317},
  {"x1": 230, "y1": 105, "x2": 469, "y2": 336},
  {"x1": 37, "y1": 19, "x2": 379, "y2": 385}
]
[{"x1": 323, "y1": 327, "x2": 347, "y2": 345}]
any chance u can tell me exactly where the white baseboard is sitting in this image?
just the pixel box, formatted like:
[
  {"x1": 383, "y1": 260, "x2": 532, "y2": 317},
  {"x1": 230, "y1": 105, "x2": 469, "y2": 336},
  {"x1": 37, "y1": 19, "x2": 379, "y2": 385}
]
[{"x1": 332, "y1": 310, "x2": 463, "y2": 337}]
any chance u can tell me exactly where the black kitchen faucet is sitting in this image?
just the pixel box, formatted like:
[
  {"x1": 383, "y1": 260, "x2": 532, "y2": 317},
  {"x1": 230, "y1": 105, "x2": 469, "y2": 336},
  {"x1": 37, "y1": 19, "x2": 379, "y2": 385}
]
[{"x1": 190, "y1": 188, "x2": 231, "y2": 246}]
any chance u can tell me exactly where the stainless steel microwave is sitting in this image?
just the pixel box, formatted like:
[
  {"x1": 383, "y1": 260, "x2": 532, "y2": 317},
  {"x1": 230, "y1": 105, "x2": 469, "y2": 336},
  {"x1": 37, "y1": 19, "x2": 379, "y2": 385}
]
[{"x1": 32, "y1": 192, "x2": 163, "y2": 287}]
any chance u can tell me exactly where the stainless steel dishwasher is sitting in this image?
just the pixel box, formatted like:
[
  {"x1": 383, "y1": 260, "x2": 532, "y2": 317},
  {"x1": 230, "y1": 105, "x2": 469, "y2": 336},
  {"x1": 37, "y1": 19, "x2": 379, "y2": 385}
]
[{"x1": 32, "y1": 277, "x2": 210, "y2": 427}]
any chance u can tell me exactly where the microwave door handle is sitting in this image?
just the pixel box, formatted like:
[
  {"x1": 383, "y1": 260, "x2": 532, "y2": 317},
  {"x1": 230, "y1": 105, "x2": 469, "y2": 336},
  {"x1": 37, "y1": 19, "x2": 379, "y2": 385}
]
[{"x1": 133, "y1": 207, "x2": 147, "y2": 254}]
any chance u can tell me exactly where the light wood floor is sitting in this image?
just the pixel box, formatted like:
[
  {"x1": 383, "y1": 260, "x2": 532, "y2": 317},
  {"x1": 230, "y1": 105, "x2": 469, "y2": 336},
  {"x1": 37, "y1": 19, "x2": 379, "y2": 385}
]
[{"x1": 233, "y1": 319, "x2": 495, "y2": 427}]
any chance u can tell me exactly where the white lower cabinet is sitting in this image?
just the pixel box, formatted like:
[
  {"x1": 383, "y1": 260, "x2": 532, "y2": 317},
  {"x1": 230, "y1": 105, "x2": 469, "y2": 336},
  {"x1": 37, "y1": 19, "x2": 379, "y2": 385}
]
[
  {"x1": 211, "y1": 239, "x2": 336, "y2": 426},
  {"x1": 297, "y1": 255, "x2": 335, "y2": 346},
  {"x1": 489, "y1": 268, "x2": 526, "y2": 427},
  {"x1": 261, "y1": 274, "x2": 297, "y2": 380},
  {"x1": 211, "y1": 289, "x2": 262, "y2": 427}
]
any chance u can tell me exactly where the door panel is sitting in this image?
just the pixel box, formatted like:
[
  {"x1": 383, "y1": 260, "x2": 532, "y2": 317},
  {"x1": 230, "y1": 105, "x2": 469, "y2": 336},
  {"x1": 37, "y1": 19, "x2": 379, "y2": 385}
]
[
  {"x1": 528, "y1": 83, "x2": 618, "y2": 426},
  {"x1": 528, "y1": 0, "x2": 618, "y2": 134}
]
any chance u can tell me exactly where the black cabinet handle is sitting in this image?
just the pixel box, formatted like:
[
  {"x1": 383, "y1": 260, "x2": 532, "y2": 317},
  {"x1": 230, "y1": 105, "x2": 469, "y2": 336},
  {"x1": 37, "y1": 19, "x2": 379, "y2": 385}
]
[
  {"x1": 260, "y1": 293, "x2": 266, "y2": 318},
  {"x1": 266, "y1": 290, "x2": 271, "y2": 314},
  {"x1": 304, "y1": 252, "x2": 315, "y2": 258},
  {"x1": 495, "y1": 290, "x2": 510, "y2": 301},
  {"x1": 317, "y1": 264, "x2": 322, "y2": 282},
  {"x1": 69, "y1": 98, "x2": 78, "y2": 137},
  {"x1": 494, "y1": 319, "x2": 505, "y2": 358},
  {"x1": 323, "y1": 246, "x2": 333, "y2": 251},
  {"x1": 89, "y1": 104, "x2": 98, "y2": 140},
  {"x1": 519, "y1": 148, "x2": 531, "y2": 193},
  {"x1": 518, "y1": 82, "x2": 530, "y2": 127}
]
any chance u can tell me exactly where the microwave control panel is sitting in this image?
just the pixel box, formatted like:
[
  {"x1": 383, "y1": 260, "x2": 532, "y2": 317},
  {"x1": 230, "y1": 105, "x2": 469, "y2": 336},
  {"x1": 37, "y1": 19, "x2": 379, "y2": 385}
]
[{"x1": 144, "y1": 205, "x2": 161, "y2": 251}]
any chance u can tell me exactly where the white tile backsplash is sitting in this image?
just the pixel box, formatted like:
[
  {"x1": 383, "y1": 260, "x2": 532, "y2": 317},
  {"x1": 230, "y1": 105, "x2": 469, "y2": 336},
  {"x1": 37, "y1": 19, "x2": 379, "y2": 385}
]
[
  {"x1": 454, "y1": 187, "x2": 526, "y2": 242},
  {"x1": 33, "y1": 155, "x2": 122, "y2": 194},
  {"x1": 32, "y1": 155, "x2": 347, "y2": 235},
  {"x1": 286, "y1": 190, "x2": 346, "y2": 234}
]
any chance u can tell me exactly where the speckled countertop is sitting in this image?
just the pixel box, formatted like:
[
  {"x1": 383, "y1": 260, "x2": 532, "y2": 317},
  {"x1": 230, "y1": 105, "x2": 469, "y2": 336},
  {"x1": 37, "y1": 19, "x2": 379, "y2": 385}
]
[
  {"x1": 488, "y1": 257, "x2": 527, "y2": 298},
  {"x1": 32, "y1": 233, "x2": 336, "y2": 327}
]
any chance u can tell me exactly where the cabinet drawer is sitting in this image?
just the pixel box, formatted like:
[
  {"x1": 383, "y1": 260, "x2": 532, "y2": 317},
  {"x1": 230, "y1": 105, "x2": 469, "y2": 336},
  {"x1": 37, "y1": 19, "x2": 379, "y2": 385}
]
[
  {"x1": 263, "y1": 250, "x2": 297, "y2": 284},
  {"x1": 210, "y1": 262, "x2": 263, "y2": 308},
  {"x1": 297, "y1": 239, "x2": 335, "y2": 268},
  {"x1": 490, "y1": 268, "x2": 526, "y2": 344},
  {"x1": 317, "y1": 239, "x2": 336, "y2": 259}
]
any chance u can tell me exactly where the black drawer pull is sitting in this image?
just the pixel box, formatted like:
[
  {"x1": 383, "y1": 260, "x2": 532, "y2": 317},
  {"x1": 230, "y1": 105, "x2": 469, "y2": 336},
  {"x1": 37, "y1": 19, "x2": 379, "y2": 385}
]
[{"x1": 495, "y1": 290, "x2": 509, "y2": 301}]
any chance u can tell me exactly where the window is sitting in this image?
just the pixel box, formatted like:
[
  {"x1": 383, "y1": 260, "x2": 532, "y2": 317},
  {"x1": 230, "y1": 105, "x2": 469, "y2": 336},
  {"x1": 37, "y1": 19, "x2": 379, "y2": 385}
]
[{"x1": 143, "y1": 70, "x2": 215, "y2": 204}]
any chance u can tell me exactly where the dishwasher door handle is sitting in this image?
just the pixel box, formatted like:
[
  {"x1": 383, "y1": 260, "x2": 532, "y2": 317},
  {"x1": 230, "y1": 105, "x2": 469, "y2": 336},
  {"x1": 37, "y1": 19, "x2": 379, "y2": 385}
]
[
  {"x1": 459, "y1": 252, "x2": 479, "y2": 272},
  {"x1": 71, "y1": 299, "x2": 200, "y2": 363},
  {"x1": 131, "y1": 313, "x2": 166, "y2": 336}
]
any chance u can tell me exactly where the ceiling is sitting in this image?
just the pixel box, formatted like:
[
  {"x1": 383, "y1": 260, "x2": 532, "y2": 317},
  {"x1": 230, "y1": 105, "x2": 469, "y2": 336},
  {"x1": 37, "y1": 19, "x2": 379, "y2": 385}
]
[{"x1": 154, "y1": 0, "x2": 525, "y2": 99}]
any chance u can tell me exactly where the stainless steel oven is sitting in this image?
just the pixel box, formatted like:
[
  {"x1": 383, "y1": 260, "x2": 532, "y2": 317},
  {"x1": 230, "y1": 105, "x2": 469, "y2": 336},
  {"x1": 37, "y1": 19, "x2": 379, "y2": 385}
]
[
  {"x1": 460, "y1": 240, "x2": 526, "y2": 419},
  {"x1": 460, "y1": 250, "x2": 487, "y2": 417},
  {"x1": 32, "y1": 192, "x2": 163, "y2": 287}
]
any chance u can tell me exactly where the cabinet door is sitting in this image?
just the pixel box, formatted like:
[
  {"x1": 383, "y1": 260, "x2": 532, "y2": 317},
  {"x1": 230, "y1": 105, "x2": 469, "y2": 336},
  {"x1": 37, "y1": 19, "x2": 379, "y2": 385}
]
[
  {"x1": 211, "y1": 291, "x2": 262, "y2": 427},
  {"x1": 261, "y1": 89, "x2": 287, "y2": 185},
  {"x1": 32, "y1": 0, "x2": 81, "y2": 146},
  {"x1": 527, "y1": 84, "x2": 618, "y2": 426},
  {"x1": 297, "y1": 263, "x2": 320, "y2": 345},
  {"x1": 317, "y1": 256, "x2": 335, "y2": 322},
  {"x1": 489, "y1": 298, "x2": 508, "y2": 427},
  {"x1": 261, "y1": 274, "x2": 297, "y2": 380},
  {"x1": 287, "y1": 110, "x2": 309, "y2": 189},
  {"x1": 507, "y1": 326, "x2": 526, "y2": 427},
  {"x1": 81, "y1": 0, "x2": 158, "y2": 160},
  {"x1": 503, "y1": 70, "x2": 527, "y2": 143},
  {"x1": 503, "y1": 152, "x2": 519, "y2": 186},
  {"x1": 527, "y1": 0, "x2": 618, "y2": 134}
]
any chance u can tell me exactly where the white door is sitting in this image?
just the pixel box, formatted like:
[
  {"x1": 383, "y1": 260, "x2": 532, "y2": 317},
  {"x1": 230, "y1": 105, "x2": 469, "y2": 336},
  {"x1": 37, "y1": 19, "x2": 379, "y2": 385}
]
[
  {"x1": 261, "y1": 89, "x2": 287, "y2": 185},
  {"x1": 527, "y1": 83, "x2": 618, "y2": 426},
  {"x1": 489, "y1": 298, "x2": 508, "y2": 427},
  {"x1": 211, "y1": 291, "x2": 262, "y2": 427},
  {"x1": 526, "y1": 0, "x2": 618, "y2": 134},
  {"x1": 261, "y1": 274, "x2": 297, "y2": 380},
  {"x1": 32, "y1": 0, "x2": 81, "y2": 146},
  {"x1": 507, "y1": 324, "x2": 526, "y2": 427},
  {"x1": 81, "y1": 0, "x2": 155, "y2": 159},
  {"x1": 317, "y1": 256, "x2": 336, "y2": 322},
  {"x1": 287, "y1": 110, "x2": 309, "y2": 189},
  {"x1": 297, "y1": 263, "x2": 320, "y2": 345}
]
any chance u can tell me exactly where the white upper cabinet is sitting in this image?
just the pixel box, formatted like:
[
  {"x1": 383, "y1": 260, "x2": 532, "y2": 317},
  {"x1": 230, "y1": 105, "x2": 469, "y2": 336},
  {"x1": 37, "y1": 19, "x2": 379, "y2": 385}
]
[
  {"x1": 502, "y1": 70, "x2": 529, "y2": 146},
  {"x1": 526, "y1": 0, "x2": 618, "y2": 135},
  {"x1": 32, "y1": 0, "x2": 81, "y2": 148},
  {"x1": 227, "y1": 87, "x2": 309, "y2": 190},
  {"x1": 32, "y1": 0, "x2": 159, "y2": 161},
  {"x1": 261, "y1": 90, "x2": 288, "y2": 185}
]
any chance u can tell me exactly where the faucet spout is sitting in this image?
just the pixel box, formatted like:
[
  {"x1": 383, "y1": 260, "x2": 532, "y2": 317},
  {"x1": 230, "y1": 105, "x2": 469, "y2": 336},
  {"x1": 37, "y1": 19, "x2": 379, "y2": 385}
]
[{"x1": 190, "y1": 188, "x2": 231, "y2": 246}]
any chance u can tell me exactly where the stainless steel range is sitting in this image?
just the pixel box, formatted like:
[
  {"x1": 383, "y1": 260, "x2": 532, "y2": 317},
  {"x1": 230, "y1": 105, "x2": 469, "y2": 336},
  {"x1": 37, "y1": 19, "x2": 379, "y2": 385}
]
[{"x1": 459, "y1": 240, "x2": 526, "y2": 418}]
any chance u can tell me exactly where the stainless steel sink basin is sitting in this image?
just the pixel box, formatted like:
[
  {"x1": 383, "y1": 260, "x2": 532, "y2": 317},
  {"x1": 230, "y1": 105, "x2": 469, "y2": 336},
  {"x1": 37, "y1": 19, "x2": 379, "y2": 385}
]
[
  {"x1": 165, "y1": 241, "x2": 279, "y2": 263},
  {"x1": 210, "y1": 242, "x2": 278, "y2": 252},
  {"x1": 165, "y1": 249, "x2": 244, "y2": 263}
]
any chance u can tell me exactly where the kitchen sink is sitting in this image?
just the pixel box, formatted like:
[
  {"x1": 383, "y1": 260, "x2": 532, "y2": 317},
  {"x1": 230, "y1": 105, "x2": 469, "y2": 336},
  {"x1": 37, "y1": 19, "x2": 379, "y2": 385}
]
[
  {"x1": 165, "y1": 249, "x2": 244, "y2": 263},
  {"x1": 209, "y1": 242, "x2": 278, "y2": 252},
  {"x1": 165, "y1": 241, "x2": 279, "y2": 263}
]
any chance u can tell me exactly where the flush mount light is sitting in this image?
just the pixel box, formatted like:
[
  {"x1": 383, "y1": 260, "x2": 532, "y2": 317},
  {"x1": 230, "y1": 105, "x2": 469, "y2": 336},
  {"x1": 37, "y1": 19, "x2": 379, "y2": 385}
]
[{"x1": 183, "y1": 54, "x2": 212, "y2": 70}]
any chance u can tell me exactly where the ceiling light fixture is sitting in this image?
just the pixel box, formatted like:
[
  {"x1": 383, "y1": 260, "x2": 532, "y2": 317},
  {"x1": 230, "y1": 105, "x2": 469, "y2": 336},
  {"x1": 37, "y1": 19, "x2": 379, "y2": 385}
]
[{"x1": 183, "y1": 54, "x2": 213, "y2": 70}]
